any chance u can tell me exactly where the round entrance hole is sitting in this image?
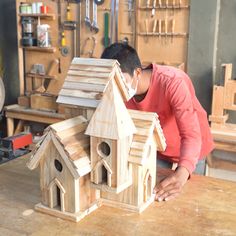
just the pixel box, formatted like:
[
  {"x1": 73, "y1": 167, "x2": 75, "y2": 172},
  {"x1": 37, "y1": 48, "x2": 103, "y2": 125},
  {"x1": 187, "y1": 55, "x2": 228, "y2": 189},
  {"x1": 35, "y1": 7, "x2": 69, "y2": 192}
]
[
  {"x1": 97, "y1": 141, "x2": 111, "y2": 158},
  {"x1": 54, "y1": 159, "x2": 63, "y2": 172}
]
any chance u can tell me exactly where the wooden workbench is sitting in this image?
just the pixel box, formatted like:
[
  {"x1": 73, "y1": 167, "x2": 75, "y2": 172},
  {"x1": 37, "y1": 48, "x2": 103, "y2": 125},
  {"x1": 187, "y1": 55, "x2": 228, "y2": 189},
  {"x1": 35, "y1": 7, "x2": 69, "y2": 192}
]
[
  {"x1": 4, "y1": 105, "x2": 65, "y2": 136},
  {"x1": 1, "y1": 156, "x2": 236, "y2": 236}
]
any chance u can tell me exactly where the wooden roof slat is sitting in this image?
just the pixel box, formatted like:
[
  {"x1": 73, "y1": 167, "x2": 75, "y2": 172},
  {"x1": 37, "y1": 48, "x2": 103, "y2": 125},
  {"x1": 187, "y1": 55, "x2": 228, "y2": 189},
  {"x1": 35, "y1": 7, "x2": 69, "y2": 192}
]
[
  {"x1": 63, "y1": 81, "x2": 105, "y2": 93},
  {"x1": 50, "y1": 116, "x2": 87, "y2": 132},
  {"x1": 129, "y1": 109, "x2": 159, "y2": 121},
  {"x1": 67, "y1": 70, "x2": 111, "y2": 78},
  {"x1": 55, "y1": 123, "x2": 88, "y2": 141},
  {"x1": 61, "y1": 132, "x2": 88, "y2": 147},
  {"x1": 57, "y1": 96, "x2": 100, "y2": 108},
  {"x1": 69, "y1": 65, "x2": 113, "y2": 73},
  {"x1": 65, "y1": 76, "x2": 108, "y2": 85},
  {"x1": 59, "y1": 89, "x2": 103, "y2": 100},
  {"x1": 72, "y1": 57, "x2": 119, "y2": 67}
]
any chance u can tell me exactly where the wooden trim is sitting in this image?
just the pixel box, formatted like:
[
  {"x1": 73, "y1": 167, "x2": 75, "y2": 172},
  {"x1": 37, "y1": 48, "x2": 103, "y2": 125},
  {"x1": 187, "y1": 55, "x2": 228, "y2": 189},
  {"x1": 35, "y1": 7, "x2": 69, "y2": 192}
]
[{"x1": 48, "y1": 178, "x2": 66, "y2": 212}]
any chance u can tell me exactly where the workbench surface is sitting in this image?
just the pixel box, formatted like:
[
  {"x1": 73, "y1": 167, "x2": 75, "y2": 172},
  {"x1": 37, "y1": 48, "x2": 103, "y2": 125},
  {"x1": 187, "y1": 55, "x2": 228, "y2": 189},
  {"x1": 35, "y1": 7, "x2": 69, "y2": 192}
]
[{"x1": 1, "y1": 156, "x2": 236, "y2": 236}]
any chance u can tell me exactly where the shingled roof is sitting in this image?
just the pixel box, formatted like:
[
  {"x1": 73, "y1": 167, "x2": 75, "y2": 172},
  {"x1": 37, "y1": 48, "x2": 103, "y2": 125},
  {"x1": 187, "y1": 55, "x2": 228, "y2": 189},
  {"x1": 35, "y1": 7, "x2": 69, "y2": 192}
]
[
  {"x1": 128, "y1": 109, "x2": 166, "y2": 166},
  {"x1": 27, "y1": 116, "x2": 91, "y2": 178},
  {"x1": 57, "y1": 58, "x2": 130, "y2": 108}
]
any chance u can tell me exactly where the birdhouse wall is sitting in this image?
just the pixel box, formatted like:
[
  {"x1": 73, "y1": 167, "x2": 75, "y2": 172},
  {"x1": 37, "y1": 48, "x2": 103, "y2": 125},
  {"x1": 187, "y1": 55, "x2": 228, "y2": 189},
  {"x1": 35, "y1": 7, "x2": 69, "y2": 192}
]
[
  {"x1": 90, "y1": 137, "x2": 117, "y2": 187},
  {"x1": 101, "y1": 140, "x2": 157, "y2": 208},
  {"x1": 90, "y1": 136, "x2": 132, "y2": 190},
  {"x1": 79, "y1": 174, "x2": 99, "y2": 211},
  {"x1": 39, "y1": 143, "x2": 78, "y2": 213},
  {"x1": 116, "y1": 136, "x2": 132, "y2": 186}
]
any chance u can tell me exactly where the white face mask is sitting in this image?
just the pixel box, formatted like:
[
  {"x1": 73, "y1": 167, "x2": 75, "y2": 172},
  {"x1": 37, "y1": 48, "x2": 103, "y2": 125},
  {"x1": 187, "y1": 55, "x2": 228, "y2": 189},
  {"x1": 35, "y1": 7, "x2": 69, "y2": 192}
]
[{"x1": 127, "y1": 79, "x2": 139, "y2": 99}]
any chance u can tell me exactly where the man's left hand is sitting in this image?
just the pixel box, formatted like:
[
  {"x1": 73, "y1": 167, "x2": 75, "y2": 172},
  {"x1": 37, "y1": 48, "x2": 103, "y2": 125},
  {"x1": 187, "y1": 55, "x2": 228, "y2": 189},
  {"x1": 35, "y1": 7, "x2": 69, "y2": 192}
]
[{"x1": 153, "y1": 166, "x2": 190, "y2": 202}]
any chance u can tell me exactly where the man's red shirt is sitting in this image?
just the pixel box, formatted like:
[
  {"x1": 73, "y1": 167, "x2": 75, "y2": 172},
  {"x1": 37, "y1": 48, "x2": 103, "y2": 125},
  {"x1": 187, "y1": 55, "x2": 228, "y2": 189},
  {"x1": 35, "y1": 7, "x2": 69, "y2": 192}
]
[{"x1": 126, "y1": 64, "x2": 214, "y2": 174}]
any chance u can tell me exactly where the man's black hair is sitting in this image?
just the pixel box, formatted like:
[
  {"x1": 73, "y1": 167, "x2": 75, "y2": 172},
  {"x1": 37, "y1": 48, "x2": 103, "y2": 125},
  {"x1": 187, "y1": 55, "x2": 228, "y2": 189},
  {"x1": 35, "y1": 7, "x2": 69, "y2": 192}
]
[{"x1": 101, "y1": 43, "x2": 142, "y2": 76}]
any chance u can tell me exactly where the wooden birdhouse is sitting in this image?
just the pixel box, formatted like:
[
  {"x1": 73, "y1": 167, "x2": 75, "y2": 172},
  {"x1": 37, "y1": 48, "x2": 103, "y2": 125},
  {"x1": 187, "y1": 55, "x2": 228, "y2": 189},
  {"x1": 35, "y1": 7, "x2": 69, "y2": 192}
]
[
  {"x1": 85, "y1": 79, "x2": 137, "y2": 193},
  {"x1": 101, "y1": 109, "x2": 166, "y2": 212},
  {"x1": 27, "y1": 116, "x2": 99, "y2": 222}
]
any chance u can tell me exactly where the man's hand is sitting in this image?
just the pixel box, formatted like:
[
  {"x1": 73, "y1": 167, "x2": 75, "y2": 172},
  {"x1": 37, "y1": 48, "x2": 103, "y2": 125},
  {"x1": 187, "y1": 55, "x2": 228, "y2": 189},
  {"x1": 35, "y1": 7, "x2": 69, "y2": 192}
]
[{"x1": 153, "y1": 166, "x2": 190, "y2": 202}]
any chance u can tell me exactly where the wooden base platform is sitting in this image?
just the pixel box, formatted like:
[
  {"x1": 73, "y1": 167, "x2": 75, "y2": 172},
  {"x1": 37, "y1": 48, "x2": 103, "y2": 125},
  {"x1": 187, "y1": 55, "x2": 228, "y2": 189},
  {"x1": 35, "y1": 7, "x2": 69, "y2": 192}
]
[
  {"x1": 35, "y1": 202, "x2": 100, "y2": 222},
  {"x1": 0, "y1": 156, "x2": 236, "y2": 235}
]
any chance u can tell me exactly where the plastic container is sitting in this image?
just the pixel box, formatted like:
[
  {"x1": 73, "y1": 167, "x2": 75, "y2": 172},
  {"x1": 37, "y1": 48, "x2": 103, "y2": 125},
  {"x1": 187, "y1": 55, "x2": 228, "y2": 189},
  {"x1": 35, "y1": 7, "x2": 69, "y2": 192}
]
[
  {"x1": 40, "y1": 5, "x2": 48, "y2": 14},
  {"x1": 37, "y1": 24, "x2": 51, "y2": 47}
]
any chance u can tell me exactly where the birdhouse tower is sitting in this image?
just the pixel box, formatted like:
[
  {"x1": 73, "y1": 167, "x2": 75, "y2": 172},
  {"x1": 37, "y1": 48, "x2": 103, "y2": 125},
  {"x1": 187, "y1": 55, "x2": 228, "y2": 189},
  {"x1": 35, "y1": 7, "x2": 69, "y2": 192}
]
[{"x1": 85, "y1": 79, "x2": 137, "y2": 193}]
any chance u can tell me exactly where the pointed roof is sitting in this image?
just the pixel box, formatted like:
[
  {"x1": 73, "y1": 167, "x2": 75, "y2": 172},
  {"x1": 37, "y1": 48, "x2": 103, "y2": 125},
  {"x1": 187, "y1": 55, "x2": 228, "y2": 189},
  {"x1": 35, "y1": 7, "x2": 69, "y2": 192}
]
[
  {"x1": 56, "y1": 57, "x2": 129, "y2": 108},
  {"x1": 27, "y1": 116, "x2": 91, "y2": 178},
  {"x1": 85, "y1": 79, "x2": 136, "y2": 139},
  {"x1": 128, "y1": 109, "x2": 166, "y2": 166}
]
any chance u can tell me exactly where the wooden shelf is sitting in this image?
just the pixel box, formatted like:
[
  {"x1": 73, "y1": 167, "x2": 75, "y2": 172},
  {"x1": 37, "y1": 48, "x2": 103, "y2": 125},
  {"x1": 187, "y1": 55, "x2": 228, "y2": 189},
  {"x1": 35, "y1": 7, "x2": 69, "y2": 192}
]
[
  {"x1": 23, "y1": 46, "x2": 56, "y2": 53},
  {"x1": 19, "y1": 13, "x2": 55, "y2": 20},
  {"x1": 26, "y1": 73, "x2": 57, "y2": 80}
]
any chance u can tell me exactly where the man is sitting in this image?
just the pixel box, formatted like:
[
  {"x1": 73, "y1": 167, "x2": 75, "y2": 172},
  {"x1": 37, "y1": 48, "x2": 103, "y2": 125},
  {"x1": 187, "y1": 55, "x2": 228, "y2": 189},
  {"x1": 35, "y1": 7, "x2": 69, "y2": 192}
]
[{"x1": 101, "y1": 43, "x2": 214, "y2": 202}]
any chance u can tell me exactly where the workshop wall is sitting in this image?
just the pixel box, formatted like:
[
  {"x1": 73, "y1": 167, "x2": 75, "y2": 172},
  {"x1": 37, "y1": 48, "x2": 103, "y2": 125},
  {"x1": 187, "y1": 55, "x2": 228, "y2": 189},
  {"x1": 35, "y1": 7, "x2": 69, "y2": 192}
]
[
  {"x1": 187, "y1": 0, "x2": 220, "y2": 114},
  {"x1": 0, "y1": 0, "x2": 19, "y2": 105}
]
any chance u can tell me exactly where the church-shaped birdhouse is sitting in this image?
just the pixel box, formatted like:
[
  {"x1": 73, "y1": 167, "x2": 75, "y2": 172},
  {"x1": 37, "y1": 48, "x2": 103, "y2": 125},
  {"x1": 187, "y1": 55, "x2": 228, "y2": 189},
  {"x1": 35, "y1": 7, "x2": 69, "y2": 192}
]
[{"x1": 85, "y1": 79, "x2": 137, "y2": 193}]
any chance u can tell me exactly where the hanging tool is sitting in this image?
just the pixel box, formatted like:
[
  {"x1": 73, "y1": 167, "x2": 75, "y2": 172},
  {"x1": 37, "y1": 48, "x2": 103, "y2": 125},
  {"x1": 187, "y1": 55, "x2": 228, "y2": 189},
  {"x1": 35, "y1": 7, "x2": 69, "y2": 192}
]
[
  {"x1": 165, "y1": 0, "x2": 168, "y2": 17},
  {"x1": 110, "y1": 0, "x2": 115, "y2": 43},
  {"x1": 103, "y1": 12, "x2": 110, "y2": 47},
  {"x1": 158, "y1": 0, "x2": 162, "y2": 7},
  {"x1": 57, "y1": 0, "x2": 70, "y2": 57},
  {"x1": 91, "y1": 0, "x2": 99, "y2": 33},
  {"x1": 171, "y1": 18, "x2": 175, "y2": 43},
  {"x1": 146, "y1": 0, "x2": 150, "y2": 19},
  {"x1": 128, "y1": 0, "x2": 133, "y2": 25},
  {"x1": 64, "y1": 0, "x2": 78, "y2": 57},
  {"x1": 47, "y1": 59, "x2": 59, "y2": 77},
  {"x1": 179, "y1": 0, "x2": 182, "y2": 8},
  {"x1": 76, "y1": 1, "x2": 81, "y2": 56},
  {"x1": 58, "y1": 58, "x2": 61, "y2": 74},
  {"x1": 85, "y1": 0, "x2": 91, "y2": 28},
  {"x1": 110, "y1": 0, "x2": 119, "y2": 43},
  {"x1": 94, "y1": 0, "x2": 105, "y2": 5},
  {"x1": 144, "y1": 19, "x2": 149, "y2": 43},
  {"x1": 153, "y1": 19, "x2": 157, "y2": 34},
  {"x1": 81, "y1": 36, "x2": 97, "y2": 58},
  {"x1": 151, "y1": 0, "x2": 156, "y2": 17},
  {"x1": 66, "y1": 1, "x2": 72, "y2": 21},
  {"x1": 60, "y1": 31, "x2": 70, "y2": 56},
  {"x1": 158, "y1": 19, "x2": 162, "y2": 41},
  {"x1": 115, "y1": 0, "x2": 119, "y2": 42},
  {"x1": 121, "y1": 37, "x2": 129, "y2": 45},
  {"x1": 0, "y1": 78, "x2": 5, "y2": 114},
  {"x1": 165, "y1": 17, "x2": 168, "y2": 44},
  {"x1": 172, "y1": 0, "x2": 176, "y2": 16}
]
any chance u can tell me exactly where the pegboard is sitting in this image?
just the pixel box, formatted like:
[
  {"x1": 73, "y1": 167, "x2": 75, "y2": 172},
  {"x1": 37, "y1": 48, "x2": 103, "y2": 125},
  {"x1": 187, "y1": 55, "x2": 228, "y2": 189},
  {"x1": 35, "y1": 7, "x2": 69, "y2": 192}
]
[{"x1": 16, "y1": 0, "x2": 189, "y2": 98}]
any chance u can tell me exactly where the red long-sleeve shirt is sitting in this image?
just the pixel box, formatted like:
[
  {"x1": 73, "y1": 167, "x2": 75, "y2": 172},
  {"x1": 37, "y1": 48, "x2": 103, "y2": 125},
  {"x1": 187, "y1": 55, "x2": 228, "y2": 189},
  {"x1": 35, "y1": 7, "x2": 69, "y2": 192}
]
[{"x1": 126, "y1": 64, "x2": 214, "y2": 174}]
